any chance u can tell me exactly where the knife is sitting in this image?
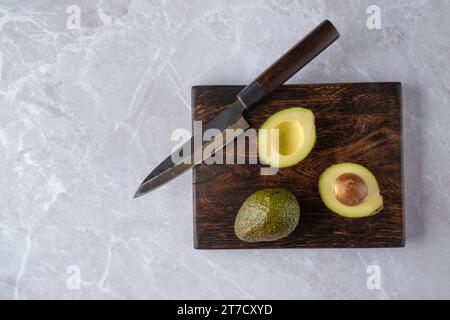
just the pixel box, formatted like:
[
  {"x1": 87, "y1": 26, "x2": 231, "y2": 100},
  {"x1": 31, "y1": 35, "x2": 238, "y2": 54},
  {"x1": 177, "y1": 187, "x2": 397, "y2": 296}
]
[{"x1": 134, "y1": 20, "x2": 340, "y2": 198}]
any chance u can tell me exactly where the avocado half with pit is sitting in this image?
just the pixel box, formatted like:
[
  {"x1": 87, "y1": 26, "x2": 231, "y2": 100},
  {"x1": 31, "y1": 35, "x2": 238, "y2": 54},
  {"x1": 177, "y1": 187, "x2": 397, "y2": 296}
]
[
  {"x1": 318, "y1": 163, "x2": 383, "y2": 218},
  {"x1": 258, "y1": 107, "x2": 316, "y2": 168}
]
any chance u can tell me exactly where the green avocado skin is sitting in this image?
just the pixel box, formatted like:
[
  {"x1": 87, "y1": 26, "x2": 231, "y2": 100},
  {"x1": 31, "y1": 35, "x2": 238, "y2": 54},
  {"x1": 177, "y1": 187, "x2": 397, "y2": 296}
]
[{"x1": 234, "y1": 188, "x2": 300, "y2": 242}]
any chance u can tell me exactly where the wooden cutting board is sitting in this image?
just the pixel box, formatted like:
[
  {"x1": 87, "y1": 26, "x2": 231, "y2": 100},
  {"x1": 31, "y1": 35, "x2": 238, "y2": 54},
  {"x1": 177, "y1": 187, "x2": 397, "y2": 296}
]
[{"x1": 192, "y1": 83, "x2": 404, "y2": 249}]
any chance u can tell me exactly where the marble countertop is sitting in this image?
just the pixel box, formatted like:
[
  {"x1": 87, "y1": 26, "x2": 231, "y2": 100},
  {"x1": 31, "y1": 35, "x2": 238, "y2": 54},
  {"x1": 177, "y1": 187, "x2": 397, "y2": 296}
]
[{"x1": 1, "y1": 0, "x2": 449, "y2": 299}]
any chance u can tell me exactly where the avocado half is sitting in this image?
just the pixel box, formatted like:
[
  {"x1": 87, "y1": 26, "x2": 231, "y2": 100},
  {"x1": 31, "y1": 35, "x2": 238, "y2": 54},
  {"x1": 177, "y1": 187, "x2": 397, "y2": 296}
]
[
  {"x1": 318, "y1": 163, "x2": 383, "y2": 218},
  {"x1": 234, "y1": 188, "x2": 300, "y2": 242},
  {"x1": 258, "y1": 107, "x2": 316, "y2": 168}
]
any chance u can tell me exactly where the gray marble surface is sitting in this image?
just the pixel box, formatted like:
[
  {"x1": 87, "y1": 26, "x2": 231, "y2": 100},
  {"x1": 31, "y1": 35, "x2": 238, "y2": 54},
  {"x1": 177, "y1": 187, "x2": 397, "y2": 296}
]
[{"x1": 0, "y1": 0, "x2": 449, "y2": 300}]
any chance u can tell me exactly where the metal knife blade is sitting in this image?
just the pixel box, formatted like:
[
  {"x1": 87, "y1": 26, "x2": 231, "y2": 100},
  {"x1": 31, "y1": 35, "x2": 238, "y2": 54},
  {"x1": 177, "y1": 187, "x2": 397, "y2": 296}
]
[
  {"x1": 134, "y1": 100, "x2": 249, "y2": 198},
  {"x1": 134, "y1": 20, "x2": 340, "y2": 198}
]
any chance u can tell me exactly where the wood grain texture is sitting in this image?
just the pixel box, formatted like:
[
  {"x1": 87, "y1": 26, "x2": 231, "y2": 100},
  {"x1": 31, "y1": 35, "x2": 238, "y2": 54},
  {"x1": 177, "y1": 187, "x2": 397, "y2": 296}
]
[{"x1": 192, "y1": 83, "x2": 404, "y2": 249}]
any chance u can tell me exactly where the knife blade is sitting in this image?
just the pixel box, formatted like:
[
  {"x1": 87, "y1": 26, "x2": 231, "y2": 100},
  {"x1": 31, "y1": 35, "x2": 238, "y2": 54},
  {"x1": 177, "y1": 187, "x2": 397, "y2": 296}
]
[
  {"x1": 134, "y1": 20, "x2": 340, "y2": 198},
  {"x1": 134, "y1": 100, "x2": 249, "y2": 197}
]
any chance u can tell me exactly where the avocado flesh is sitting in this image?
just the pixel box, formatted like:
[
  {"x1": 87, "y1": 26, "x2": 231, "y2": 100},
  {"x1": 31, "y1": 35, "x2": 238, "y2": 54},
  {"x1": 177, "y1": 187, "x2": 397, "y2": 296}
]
[
  {"x1": 318, "y1": 163, "x2": 383, "y2": 218},
  {"x1": 258, "y1": 107, "x2": 316, "y2": 168},
  {"x1": 234, "y1": 188, "x2": 300, "y2": 242}
]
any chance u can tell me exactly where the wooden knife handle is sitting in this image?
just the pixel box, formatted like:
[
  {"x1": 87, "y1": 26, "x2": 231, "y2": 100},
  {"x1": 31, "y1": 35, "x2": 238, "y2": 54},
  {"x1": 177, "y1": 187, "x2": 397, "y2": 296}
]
[{"x1": 238, "y1": 20, "x2": 340, "y2": 108}]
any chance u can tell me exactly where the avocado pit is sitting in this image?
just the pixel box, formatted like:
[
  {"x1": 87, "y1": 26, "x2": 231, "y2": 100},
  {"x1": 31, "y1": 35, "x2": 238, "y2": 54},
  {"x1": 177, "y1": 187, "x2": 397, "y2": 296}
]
[
  {"x1": 319, "y1": 163, "x2": 383, "y2": 218},
  {"x1": 334, "y1": 173, "x2": 368, "y2": 206}
]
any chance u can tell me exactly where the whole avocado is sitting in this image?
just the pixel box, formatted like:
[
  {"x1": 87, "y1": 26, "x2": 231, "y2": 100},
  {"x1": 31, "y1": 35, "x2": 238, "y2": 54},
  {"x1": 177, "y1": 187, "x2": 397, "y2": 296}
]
[{"x1": 234, "y1": 188, "x2": 300, "y2": 242}]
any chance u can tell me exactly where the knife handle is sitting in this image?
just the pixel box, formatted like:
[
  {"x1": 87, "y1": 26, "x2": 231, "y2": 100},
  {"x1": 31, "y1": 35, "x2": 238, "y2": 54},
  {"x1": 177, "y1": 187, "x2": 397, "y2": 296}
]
[{"x1": 237, "y1": 20, "x2": 340, "y2": 108}]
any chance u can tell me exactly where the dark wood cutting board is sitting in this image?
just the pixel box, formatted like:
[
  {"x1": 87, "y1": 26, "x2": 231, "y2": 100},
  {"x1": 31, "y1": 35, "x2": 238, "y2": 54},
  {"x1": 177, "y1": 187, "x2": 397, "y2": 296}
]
[{"x1": 192, "y1": 83, "x2": 404, "y2": 249}]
